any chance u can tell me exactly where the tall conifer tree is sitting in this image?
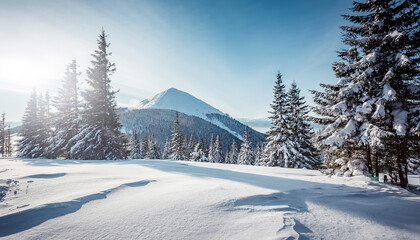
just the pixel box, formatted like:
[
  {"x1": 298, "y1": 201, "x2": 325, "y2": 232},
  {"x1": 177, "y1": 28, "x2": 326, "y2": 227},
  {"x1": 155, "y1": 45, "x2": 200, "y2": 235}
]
[{"x1": 70, "y1": 29, "x2": 126, "y2": 160}]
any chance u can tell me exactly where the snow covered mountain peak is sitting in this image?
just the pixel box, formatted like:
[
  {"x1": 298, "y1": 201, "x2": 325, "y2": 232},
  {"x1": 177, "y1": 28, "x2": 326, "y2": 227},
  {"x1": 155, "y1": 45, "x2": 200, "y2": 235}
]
[{"x1": 133, "y1": 88, "x2": 224, "y2": 119}]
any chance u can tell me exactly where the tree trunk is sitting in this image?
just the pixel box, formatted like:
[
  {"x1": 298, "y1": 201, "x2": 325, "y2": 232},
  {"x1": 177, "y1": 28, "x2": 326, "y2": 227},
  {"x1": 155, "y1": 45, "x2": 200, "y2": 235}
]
[{"x1": 365, "y1": 145, "x2": 373, "y2": 175}]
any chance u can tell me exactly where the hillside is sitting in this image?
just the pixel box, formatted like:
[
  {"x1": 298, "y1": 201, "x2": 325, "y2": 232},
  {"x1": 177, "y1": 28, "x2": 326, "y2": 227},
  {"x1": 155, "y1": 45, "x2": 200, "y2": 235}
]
[{"x1": 120, "y1": 109, "x2": 266, "y2": 152}]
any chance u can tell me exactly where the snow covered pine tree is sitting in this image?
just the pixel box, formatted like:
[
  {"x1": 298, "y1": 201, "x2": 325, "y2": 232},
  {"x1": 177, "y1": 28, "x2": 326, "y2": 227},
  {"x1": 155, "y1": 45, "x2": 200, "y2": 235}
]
[
  {"x1": 69, "y1": 29, "x2": 126, "y2": 160},
  {"x1": 285, "y1": 82, "x2": 320, "y2": 169},
  {"x1": 238, "y1": 126, "x2": 254, "y2": 165},
  {"x1": 190, "y1": 139, "x2": 208, "y2": 162},
  {"x1": 18, "y1": 90, "x2": 41, "y2": 158},
  {"x1": 47, "y1": 60, "x2": 80, "y2": 159},
  {"x1": 260, "y1": 73, "x2": 289, "y2": 167},
  {"x1": 170, "y1": 111, "x2": 186, "y2": 160},
  {"x1": 311, "y1": 0, "x2": 420, "y2": 187},
  {"x1": 129, "y1": 130, "x2": 141, "y2": 159}
]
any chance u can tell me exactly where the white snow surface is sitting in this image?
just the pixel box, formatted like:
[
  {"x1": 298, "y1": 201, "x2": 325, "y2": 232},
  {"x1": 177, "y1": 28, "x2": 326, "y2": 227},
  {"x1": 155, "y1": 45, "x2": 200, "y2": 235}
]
[
  {"x1": 133, "y1": 88, "x2": 224, "y2": 120},
  {"x1": 0, "y1": 158, "x2": 419, "y2": 240}
]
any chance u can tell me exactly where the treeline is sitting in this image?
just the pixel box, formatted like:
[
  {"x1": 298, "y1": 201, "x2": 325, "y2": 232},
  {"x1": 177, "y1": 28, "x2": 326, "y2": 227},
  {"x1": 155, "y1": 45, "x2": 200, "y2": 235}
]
[
  {"x1": 18, "y1": 29, "x2": 126, "y2": 160},
  {"x1": 0, "y1": 113, "x2": 13, "y2": 157},
  {"x1": 129, "y1": 111, "x2": 266, "y2": 165}
]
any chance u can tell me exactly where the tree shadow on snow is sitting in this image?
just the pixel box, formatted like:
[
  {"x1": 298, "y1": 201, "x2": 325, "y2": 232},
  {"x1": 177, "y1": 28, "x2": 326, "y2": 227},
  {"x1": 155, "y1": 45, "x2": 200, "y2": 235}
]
[
  {"x1": 133, "y1": 160, "x2": 420, "y2": 235},
  {"x1": 0, "y1": 180, "x2": 155, "y2": 237}
]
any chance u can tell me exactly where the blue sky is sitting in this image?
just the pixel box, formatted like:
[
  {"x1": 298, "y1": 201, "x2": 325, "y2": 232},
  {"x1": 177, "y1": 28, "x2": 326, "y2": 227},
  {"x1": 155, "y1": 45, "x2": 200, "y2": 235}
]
[{"x1": 0, "y1": 0, "x2": 353, "y2": 121}]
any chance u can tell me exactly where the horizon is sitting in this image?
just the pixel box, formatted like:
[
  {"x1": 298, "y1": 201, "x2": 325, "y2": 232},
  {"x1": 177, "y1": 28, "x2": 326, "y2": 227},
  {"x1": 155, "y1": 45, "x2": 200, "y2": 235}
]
[{"x1": 0, "y1": 0, "x2": 353, "y2": 122}]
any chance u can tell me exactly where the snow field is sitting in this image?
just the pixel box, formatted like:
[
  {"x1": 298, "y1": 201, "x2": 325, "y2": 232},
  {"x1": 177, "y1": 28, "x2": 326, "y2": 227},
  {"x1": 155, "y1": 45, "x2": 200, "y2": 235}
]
[{"x1": 0, "y1": 158, "x2": 419, "y2": 240}]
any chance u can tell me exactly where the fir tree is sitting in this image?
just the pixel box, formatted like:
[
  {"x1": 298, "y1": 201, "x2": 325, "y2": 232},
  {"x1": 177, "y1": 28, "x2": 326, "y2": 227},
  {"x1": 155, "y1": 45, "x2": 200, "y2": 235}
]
[
  {"x1": 69, "y1": 29, "x2": 126, "y2": 160},
  {"x1": 209, "y1": 135, "x2": 224, "y2": 163},
  {"x1": 311, "y1": 0, "x2": 420, "y2": 186},
  {"x1": 190, "y1": 139, "x2": 208, "y2": 162},
  {"x1": 36, "y1": 93, "x2": 51, "y2": 157},
  {"x1": 162, "y1": 137, "x2": 171, "y2": 159},
  {"x1": 18, "y1": 90, "x2": 40, "y2": 158},
  {"x1": 285, "y1": 82, "x2": 320, "y2": 169},
  {"x1": 227, "y1": 139, "x2": 238, "y2": 164},
  {"x1": 147, "y1": 134, "x2": 161, "y2": 159},
  {"x1": 48, "y1": 60, "x2": 80, "y2": 158},
  {"x1": 208, "y1": 134, "x2": 215, "y2": 162},
  {"x1": 140, "y1": 133, "x2": 149, "y2": 159},
  {"x1": 261, "y1": 73, "x2": 290, "y2": 167},
  {"x1": 187, "y1": 133, "x2": 195, "y2": 157},
  {"x1": 253, "y1": 142, "x2": 264, "y2": 166},
  {"x1": 238, "y1": 127, "x2": 254, "y2": 165},
  {"x1": 129, "y1": 130, "x2": 141, "y2": 159},
  {"x1": 170, "y1": 112, "x2": 185, "y2": 160}
]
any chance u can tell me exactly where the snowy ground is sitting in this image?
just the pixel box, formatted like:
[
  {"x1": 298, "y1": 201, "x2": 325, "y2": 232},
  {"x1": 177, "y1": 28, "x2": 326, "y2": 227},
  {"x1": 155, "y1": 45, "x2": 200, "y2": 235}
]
[{"x1": 0, "y1": 158, "x2": 419, "y2": 240}]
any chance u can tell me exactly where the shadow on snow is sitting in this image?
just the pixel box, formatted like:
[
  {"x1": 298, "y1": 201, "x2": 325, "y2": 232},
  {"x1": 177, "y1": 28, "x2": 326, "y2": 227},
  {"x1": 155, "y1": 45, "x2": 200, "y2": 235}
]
[{"x1": 0, "y1": 180, "x2": 155, "y2": 237}]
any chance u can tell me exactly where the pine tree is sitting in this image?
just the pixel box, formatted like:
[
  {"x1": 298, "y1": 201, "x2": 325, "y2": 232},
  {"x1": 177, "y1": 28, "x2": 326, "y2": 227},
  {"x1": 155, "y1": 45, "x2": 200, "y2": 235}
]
[
  {"x1": 238, "y1": 127, "x2": 254, "y2": 165},
  {"x1": 209, "y1": 135, "x2": 224, "y2": 163},
  {"x1": 253, "y1": 142, "x2": 264, "y2": 166},
  {"x1": 227, "y1": 139, "x2": 238, "y2": 164},
  {"x1": 285, "y1": 82, "x2": 320, "y2": 169},
  {"x1": 18, "y1": 90, "x2": 40, "y2": 158},
  {"x1": 147, "y1": 134, "x2": 161, "y2": 159},
  {"x1": 69, "y1": 29, "x2": 126, "y2": 160},
  {"x1": 35, "y1": 93, "x2": 52, "y2": 158},
  {"x1": 140, "y1": 133, "x2": 149, "y2": 159},
  {"x1": 190, "y1": 139, "x2": 208, "y2": 162},
  {"x1": 48, "y1": 60, "x2": 80, "y2": 158},
  {"x1": 208, "y1": 134, "x2": 215, "y2": 162},
  {"x1": 162, "y1": 137, "x2": 171, "y2": 159},
  {"x1": 261, "y1": 73, "x2": 290, "y2": 167},
  {"x1": 311, "y1": 0, "x2": 420, "y2": 186},
  {"x1": 170, "y1": 112, "x2": 185, "y2": 160},
  {"x1": 187, "y1": 133, "x2": 195, "y2": 157},
  {"x1": 129, "y1": 130, "x2": 141, "y2": 159}
]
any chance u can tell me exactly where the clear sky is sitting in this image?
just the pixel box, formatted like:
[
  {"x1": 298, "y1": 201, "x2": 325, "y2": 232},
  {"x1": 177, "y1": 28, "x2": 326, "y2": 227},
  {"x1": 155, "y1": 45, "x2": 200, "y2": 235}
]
[{"x1": 0, "y1": 0, "x2": 353, "y2": 122}]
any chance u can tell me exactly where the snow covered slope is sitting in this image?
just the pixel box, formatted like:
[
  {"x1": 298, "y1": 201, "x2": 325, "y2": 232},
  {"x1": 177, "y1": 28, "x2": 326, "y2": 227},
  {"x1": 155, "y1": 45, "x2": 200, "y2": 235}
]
[
  {"x1": 134, "y1": 88, "x2": 224, "y2": 119},
  {"x1": 131, "y1": 88, "x2": 266, "y2": 141},
  {"x1": 1, "y1": 158, "x2": 419, "y2": 240}
]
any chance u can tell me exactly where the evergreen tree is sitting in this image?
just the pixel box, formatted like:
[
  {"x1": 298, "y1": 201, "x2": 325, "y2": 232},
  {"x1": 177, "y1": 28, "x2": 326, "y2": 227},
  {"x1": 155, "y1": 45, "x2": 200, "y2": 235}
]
[
  {"x1": 147, "y1": 134, "x2": 161, "y2": 159},
  {"x1": 285, "y1": 82, "x2": 320, "y2": 169},
  {"x1": 36, "y1": 93, "x2": 50, "y2": 157},
  {"x1": 187, "y1": 133, "x2": 195, "y2": 157},
  {"x1": 209, "y1": 135, "x2": 224, "y2": 163},
  {"x1": 208, "y1": 134, "x2": 215, "y2": 162},
  {"x1": 238, "y1": 127, "x2": 254, "y2": 165},
  {"x1": 69, "y1": 29, "x2": 126, "y2": 160},
  {"x1": 261, "y1": 73, "x2": 290, "y2": 167},
  {"x1": 129, "y1": 130, "x2": 141, "y2": 159},
  {"x1": 48, "y1": 60, "x2": 80, "y2": 158},
  {"x1": 170, "y1": 112, "x2": 185, "y2": 160},
  {"x1": 227, "y1": 139, "x2": 238, "y2": 164},
  {"x1": 18, "y1": 90, "x2": 40, "y2": 158},
  {"x1": 311, "y1": 0, "x2": 420, "y2": 186},
  {"x1": 162, "y1": 137, "x2": 171, "y2": 159},
  {"x1": 140, "y1": 133, "x2": 149, "y2": 159},
  {"x1": 190, "y1": 139, "x2": 208, "y2": 162},
  {"x1": 253, "y1": 142, "x2": 264, "y2": 166}
]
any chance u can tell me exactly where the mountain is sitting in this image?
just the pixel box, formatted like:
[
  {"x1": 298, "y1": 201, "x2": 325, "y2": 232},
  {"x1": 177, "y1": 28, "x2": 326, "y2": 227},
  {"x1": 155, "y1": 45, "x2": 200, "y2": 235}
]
[
  {"x1": 134, "y1": 88, "x2": 223, "y2": 120},
  {"x1": 133, "y1": 88, "x2": 263, "y2": 140},
  {"x1": 120, "y1": 109, "x2": 266, "y2": 152},
  {"x1": 238, "y1": 118, "x2": 271, "y2": 134},
  {"x1": 122, "y1": 88, "x2": 267, "y2": 152}
]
